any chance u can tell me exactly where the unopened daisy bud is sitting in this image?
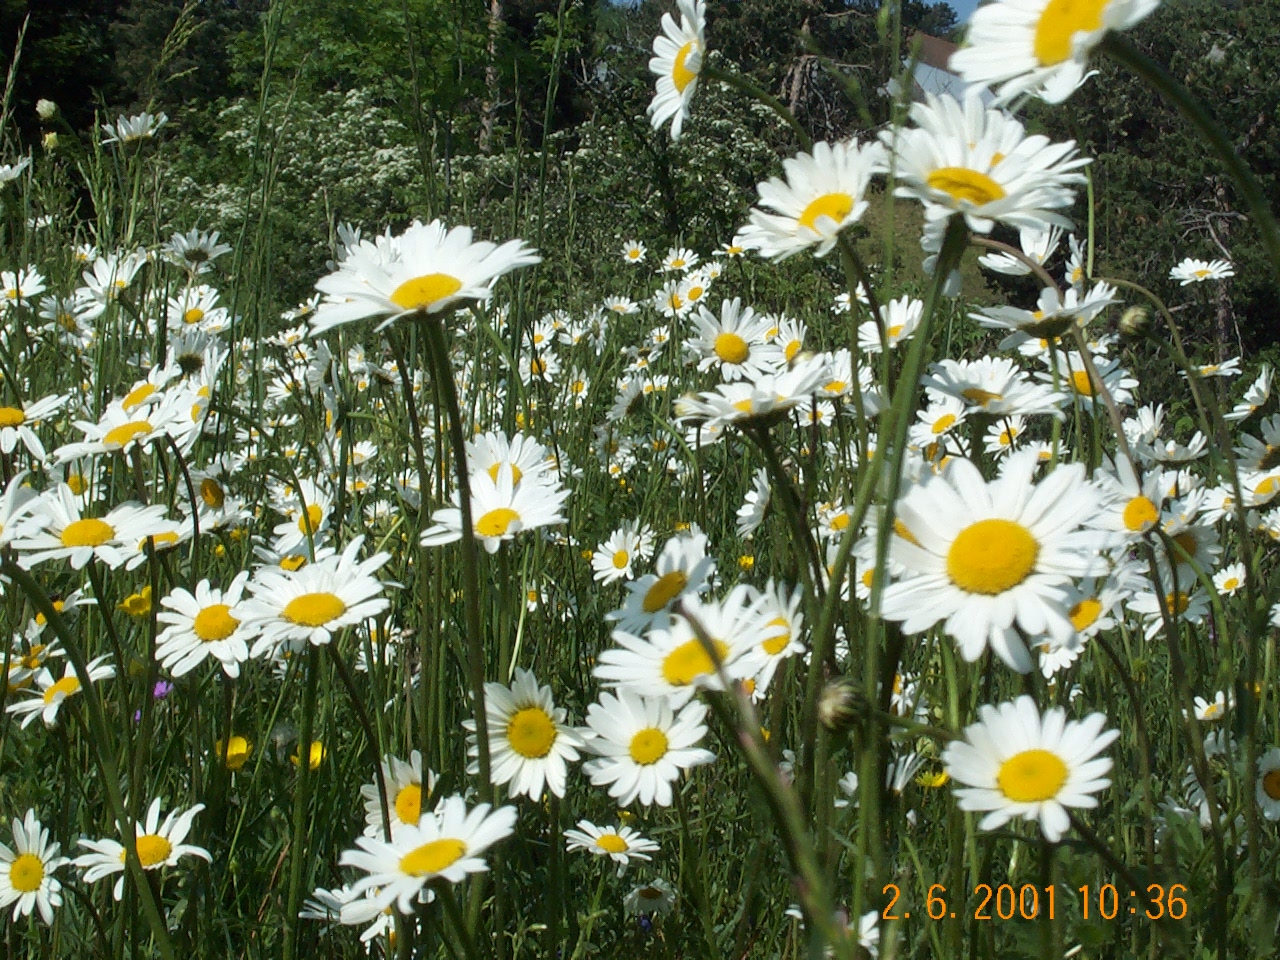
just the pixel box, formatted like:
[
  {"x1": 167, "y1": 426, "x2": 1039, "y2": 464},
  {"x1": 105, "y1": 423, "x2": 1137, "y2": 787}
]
[
  {"x1": 1118, "y1": 305, "x2": 1149, "y2": 339},
  {"x1": 36, "y1": 99, "x2": 56, "y2": 121},
  {"x1": 818, "y1": 678, "x2": 858, "y2": 732},
  {"x1": 42, "y1": 132, "x2": 57, "y2": 152}
]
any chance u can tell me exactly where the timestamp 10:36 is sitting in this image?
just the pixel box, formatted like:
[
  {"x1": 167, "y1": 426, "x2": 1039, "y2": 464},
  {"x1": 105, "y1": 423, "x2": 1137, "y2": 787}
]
[{"x1": 881, "y1": 883, "x2": 1189, "y2": 922}]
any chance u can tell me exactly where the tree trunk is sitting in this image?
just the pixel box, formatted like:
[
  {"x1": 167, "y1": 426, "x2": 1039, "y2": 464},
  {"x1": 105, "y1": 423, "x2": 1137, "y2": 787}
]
[{"x1": 479, "y1": 0, "x2": 503, "y2": 154}]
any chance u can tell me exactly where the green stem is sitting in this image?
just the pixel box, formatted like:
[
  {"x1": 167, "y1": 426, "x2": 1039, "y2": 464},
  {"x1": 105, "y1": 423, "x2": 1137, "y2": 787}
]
[{"x1": 282, "y1": 645, "x2": 321, "y2": 960}]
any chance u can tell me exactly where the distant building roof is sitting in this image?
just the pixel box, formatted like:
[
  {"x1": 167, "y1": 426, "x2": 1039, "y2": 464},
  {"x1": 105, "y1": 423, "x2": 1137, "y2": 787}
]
[{"x1": 903, "y1": 32, "x2": 995, "y2": 106}]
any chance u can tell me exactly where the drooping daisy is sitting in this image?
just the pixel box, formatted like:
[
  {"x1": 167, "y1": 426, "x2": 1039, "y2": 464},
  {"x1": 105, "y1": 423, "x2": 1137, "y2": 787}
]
[
  {"x1": 164, "y1": 228, "x2": 232, "y2": 274},
  {"x1": 977, "y1": 224, "x2": 1062, "y2": 275},
  {"x1": 238, "y1": 536, "x2": 392, "y2": 657},
  {"x1": 881, "y1": 452, "x2": 1110, "y2": 672},
  {"x1": 624, "y1": 877, "x2": 676, "y2": 915},
  {"x1": 884, "y1": 92, "x2": 1090, "y2": 235},
  {"x1": 1225, "y1": 365, "x2": 1271, "y2": 422},
  {"x1": 606, "y1": 531, "x2": 716, "y2": 634},
  {"x1": 738, "y1": 139, "x2": 885, "y2": 260},
  {"x1": 647, "y1": 0, "x2": 706, "y2": 141},
  {"x1": 942, "y1": 695, "x2": 1118, "y2": 842},
  {"x1": 466, "y1": 669, "x2": 584, "y2": 800},
  {"x1": 1170, "y1": 257, "x2": 1234, "y2": 285},
  {"x1": 311, "y1": 219, "x2": 540, "y2": 333},
  {"x1": 420, "y1": 465, "x2": 570, "y2": 554},
  {"x1": 362, "y1": 751, "x2": 438, "y2": 839},
  {"x1": 949, "y1": 0, "x2": 1159, "y2": 104},
  {"x1": 580, "y1": 689, "x2": 715, "y2": 807},
  {"x1": 101, "y1": 111, "x2": 167, "y2": 145},
  {"x1": 857, "y1": 295, "x2": 923, "y2": 354},
  {"x1": 565, "y1": 822, "x2": 659, "y2": 872},
  {"x1": 339, "y1": 796, "x2": 516, "y2": 918},
  {"x1": 73, "y1": 799, "x2": 209, "y2": 900},
  {"x1": 0, "y1": 811, "x2": 68, "y2": 924},
  {"x1": 923, "y1": 356, "x2": 1065, "y2": 418},
  {"x1": 0, "y1": 472, "x2": 46, "y2": 550},
  {"x1": 6, "y1": 656, "x2": 115, "y2": 728},
  {"x1": 673, "y1": 354, "x2": 832, "y2": 430},
  {"x1": 592, "y1": 520, "x2": 656, "y2": 585},
  {"x1": 155, "y1": 573, "x2": 254, "y2": 678},
  {"x1": 736, "y1": 467, "x2": 770, "y2": 539}
]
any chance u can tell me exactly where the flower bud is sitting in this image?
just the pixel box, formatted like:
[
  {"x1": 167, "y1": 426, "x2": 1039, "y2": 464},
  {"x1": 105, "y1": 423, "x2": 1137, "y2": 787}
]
[
  {"x1": 818, "y1": 677, "x2": 859, "y2": 732},
  {"x1": 1118, "y1": 305, "x2": 1149, "y2": 339},
  {"x1": 35, "y1": 98, "x2": 57, "y2": 121},
  {"x1": 42, "y1": 132, "x2": 57, "y2": 152}
]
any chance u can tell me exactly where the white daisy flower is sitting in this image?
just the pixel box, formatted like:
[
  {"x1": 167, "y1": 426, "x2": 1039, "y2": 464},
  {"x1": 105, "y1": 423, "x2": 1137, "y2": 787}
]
[
  {"x1": 580, "y1": 688, "x2": 715, "y2": 807},
  {"x1": 736, "y1": 467, "x2": 770, "y2": 539},
  {"x1": 164, "y1": 228, "x2": 232, "y2": 274},
  {"x1": 1170, "y1": 257, "x2": 1234, "y2": 285},
  {"x1": 5, "y1": 656, "x2": 115, "y2": 728},
  {"x1": 624, "y1": 877, "x2": 676, "y2": 915},
  {"x1": 647, "y1": 0, "x2": 705, "y2": 141},
  {"x1": 11, "y1": 486, "x2": 169, "y2": 570},
  {"x1": 976, "y1": 224, "x2": 1062, "y2": 276},
  {"x1": 592, "y1": 520, "x2": 656, "y2": 585},
  {"x1": 1212, "y1": 562, "x2": 1246, "y2": 596},
  {"x1": 311, "y1": 219, "x2": 539, "y2": 333},
  {"x1": 238, "y1": 536, "x2": 392, "y2": 657},
  {"x1": 685, "y1": 298, "x2": 781, "y2": 381},
  {"x1": 339, "y1": 796, "x2": 516, "y2": 918},
  {"x1": 73, "y1": 799, "x2": 209, "y2": 901},
  {"x1": 564, "y1": 821, "x2": 659, "y2": 870},
  {"x1": 857, "y1": 295, "x2": 923, "y2": 354},
  {"x1": 673, "y1": 353, "x2": 832, "y2": 431},
  {"x1": 362, "y1": 751, "x2": 439, "y2": 839},
  {"x1": 0, "y1": 810, "x2": 68, "y2": 924},
  {"x1": 621, "y1": 240, "x2": 647, "y2": 264},
  {"x1": 420, "y1": 465, "x2": 570, "y2": 554},
  {"x1": 738, "y1": 139, "x2": 885, "y2": 261},
  {"x1": 155, "y1": 573, "x2": 254, "y2": 678},
  {"x1": 942, "y1": 695, "x2": 1118, "y2": 842},
  {"x1": 0, "y1": 472, "x2": 46, "y2": 550},
  {"x1": 101, "y1": 111, "x2": 167, "y2": 145},
  {"x1": 1224, "y1": 365, "x2": 1271, "y2": 422},
  {"x1": 606, "y1": 531, "x2": 716, "y2": 635},
  {"x1": 923, "y1": 356, "x2": 1065, "y2": 419},
  {"x1": 881, "y1": 452, "x2": 1109, "y2": 672},
  {"x1": 949, "y1": 0, "x2": 1158, "y2": 105},
  {"x1": 465, "y1": 668, "x2": 584, "y2": 800},
  {"x1": 884, "y1": 92, "x2": 1089, "y2": 235}
]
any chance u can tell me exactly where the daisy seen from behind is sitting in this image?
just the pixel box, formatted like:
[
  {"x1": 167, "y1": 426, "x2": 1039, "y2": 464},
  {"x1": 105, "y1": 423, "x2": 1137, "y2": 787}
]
[
  {"x1": 942, "y1": 695, "x2": 1118, "y2": 842},
  {"x1": 466, "y1": 668, "x2": 584, "y2": 800},
  {"x1": 0, "y1": 810, "x2": 68, "y2": 924},
  {"x1": 73, "y1": 799, "x2": 209, "y2": 900},
  {"x1": 339, "y1": 796, "x2": 516, "y2": 919}
]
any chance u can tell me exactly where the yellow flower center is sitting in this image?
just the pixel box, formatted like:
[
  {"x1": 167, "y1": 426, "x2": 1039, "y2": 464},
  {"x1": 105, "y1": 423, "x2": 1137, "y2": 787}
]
[
  {"x1": 506, "y1": 706, "x2": 557, "y2": 758},
  {"x1": 395, "y1": 783, "x2": 422, "y2": 825},
  {"x1": 122, "y1": 383, "x2": 155, "y2": 411},
  {"x1": 797, "y1": 192, "x2": 854, "y2": 231},
  {"x1": 595, "y1": 833, "x2": 629, "y2": 854},
  {"x1": 996, "y1": 748, "x2": 1068, "y2": 802},
  {"x1": 201, "y1": 478, "x2": 225, "y2": 509},
  {"x1": 926, "y1": 167, "x2": 1007, "y2": 206},
  {"x1": 297, "y1": 503, "x2": 324, "y2": 534},
  {"x1": 761, "y1": 616, "x2": 791, "y2": 656},
  {"x1": 1034, "y1": 0, "x2": 1108, "y2": 66},
  {"x1": 530, "y1": 358, "x2": 547, "y2": 377},
  {"x1": 784, "y1": 340, "x2": 801, "y2": 362},
  {"x1": 714, "y1": 332, "x2": 750, "y2": 364},
  {"x1": 282, "y1": 592, "x2": 347, "y2": 627},
  {"x1": 486, "y1": 463, "x2": 523, "y2": 485},
  {"x1": 104, "y1": 420, "x2": 152, "y2": 447},
  {"x1": 1262, "y1": 769, "x2": 1280, "y2": 801},
  {"x1": 931, "y1": 413, "x2": 957, "y2": 435},
  {"x1": 1122, "y1": 495, "x2": 1158, "y2": 532},
  {"x1": 1070, "y1": 369, "x2": 1096, "y2": 396},
  {"x1": 1255, "y1": 476, "x2": 1280, "y2": 498},
  {"x1": 118, "y1": 588, "x2": 152, "y2": 617},
  {"x1": 400, "y1": 838, "x2": 467, "y2": 876},
  {"x1": 672, "y1": 41, "x2": 700, "y2": 92},
  {"x1": 390, "y1": 274, "x2": 464, "y2": 311},
  {"x1": 961, "y1": 387, "x2": 1003, "y2": 407},
  {"x1": 0, "y1": 406, "x2": 25, "y2": 428},
  {"x1": 1165, "y1": 591, "x2": 1190, "y2": 615},
  {"x1": 8, "y1": 853, "x2": 44, "y2": 892},
  {"x1": 642, "y1": 571, "x2": 688, "y2": 613},
  {"x1": 886, "y1": 324, "x2": 905, "y2": 339},
  {"x1": 43, "y1": 675, "x2": 80, "y2": 704},
  {"x1": 280, "y1": 554, "x2": 307, "y2": 572},
  {"x1": 1222, "y1": 577, "x2": 1239, "y2": 592},
  {"x1": 194, "y1": 604, "x2": 239, "y2": 642},
  {"x1": 893, "y1": 517, "x2": 922, "y2": 547},
  {"x1": 1172, "y1": 531, "x2": 1197, "y2": 558},
  {"x1": 134, "y1": 834, "x2": 173, "y2": 868},
  {"x1": 946, "y1": 518, "x2": 1039, "y2": 595},
  {"x1": 61, "y1": 517, "x2": 114, "y2": 548},
  {"x1": 629, "y1": 727, "x2": 670, "y2": 764},
  {"x1": 476, "y1": 507, "x2": 520, "y2": 537},
  {"x1": 612, "y1": 549, "x2": 630, "y2": 569},
  {"x1": 1069, "y1": 597, "x2": 1102, "y2": 631},
  {"x1": 824, "y1": 380, "x2": 849, "y2": 394},
  {"x1": 660, "y1": 637, "x2": 729, "y2": 687}
]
